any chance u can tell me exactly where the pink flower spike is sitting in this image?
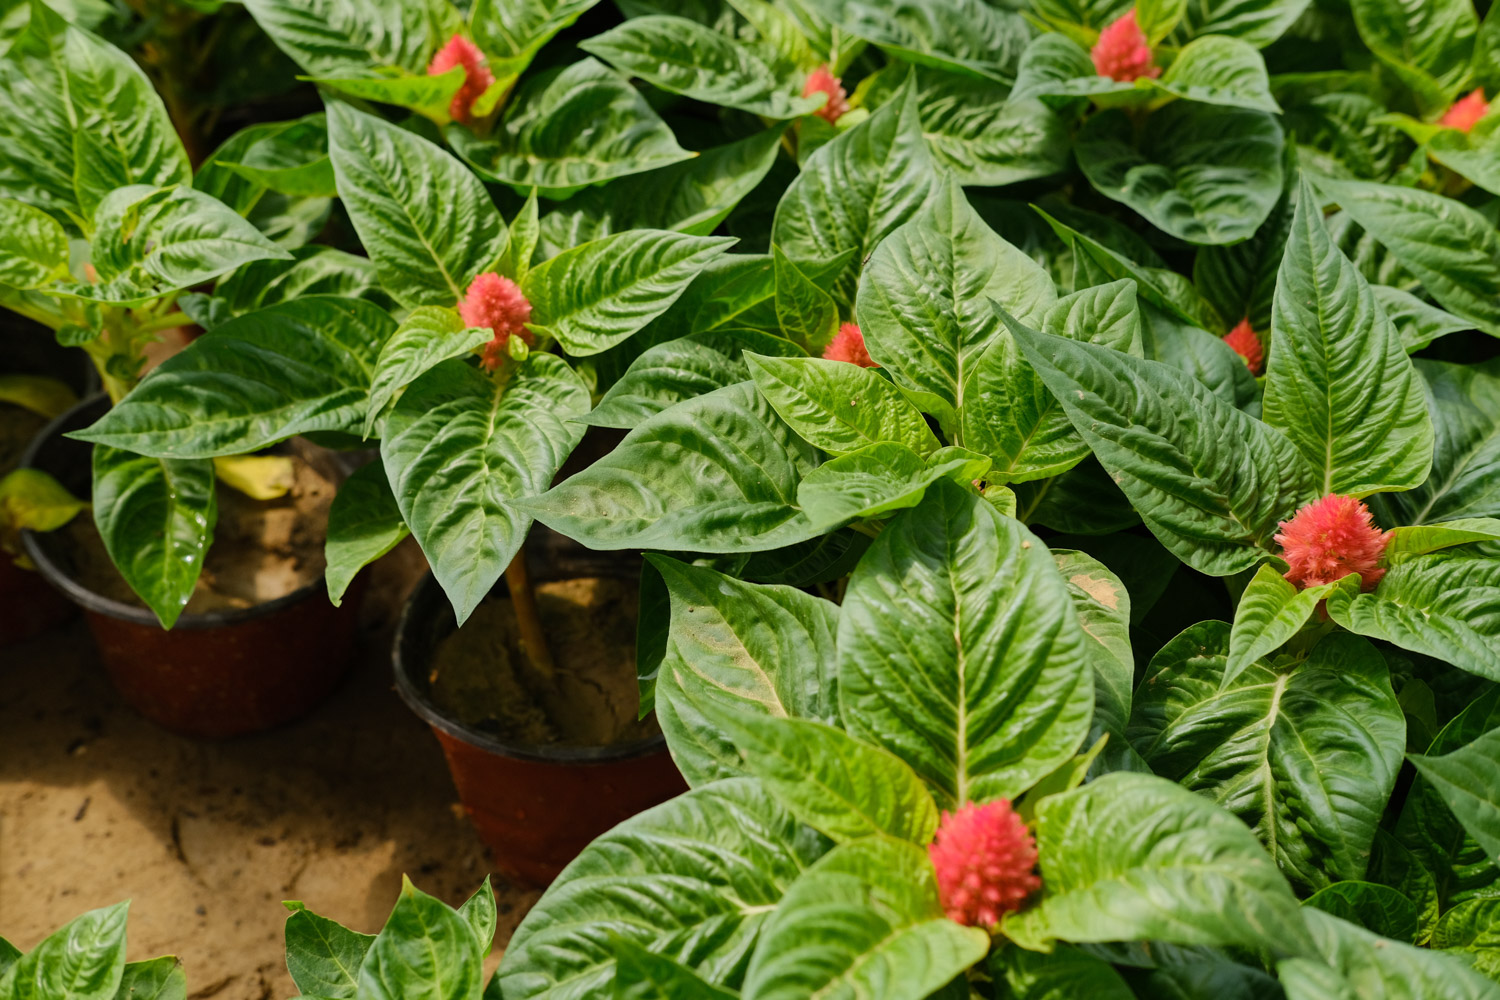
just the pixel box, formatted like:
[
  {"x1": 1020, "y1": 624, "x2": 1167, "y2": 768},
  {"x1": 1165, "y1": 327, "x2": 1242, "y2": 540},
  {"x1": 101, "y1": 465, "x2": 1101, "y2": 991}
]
[
  {"x1": 429, "y1": 34, "x2": 495, "y2": 124},
  {"x1": 803, "y1": 65, "x2": 849, "y2": 124},
  {"x1": 1091, "y1": 9, "x2": 1161, "y2": 83},
  {"x1": 1439, "y1": 88, "x2": 1491, "y2": 134},
  {"x1": 460, "y1": 272, "x2": 534, "y2": 371},
  {"x1": 1275, "y1": 494, "x2": 1390, "y2": 591},
  {"x1": 929, "y1": 800, "x2": 1041, "y2": 928},
  {"x1": 1223, "y1": 318, "x2": 1264, "y2": 376},
  {"x1": 822, "y1": 323, "x2": 877, "y2": 368}
]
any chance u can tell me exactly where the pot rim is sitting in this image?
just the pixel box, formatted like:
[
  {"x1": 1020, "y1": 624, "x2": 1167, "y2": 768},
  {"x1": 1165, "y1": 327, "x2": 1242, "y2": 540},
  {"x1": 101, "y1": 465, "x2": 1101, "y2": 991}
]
[
  {"x1": 19, "y1": 393, "x2": 335, "y2": 631},
  {"x1": 393, "y1": 569, "x2": 668, "y2": 766}
]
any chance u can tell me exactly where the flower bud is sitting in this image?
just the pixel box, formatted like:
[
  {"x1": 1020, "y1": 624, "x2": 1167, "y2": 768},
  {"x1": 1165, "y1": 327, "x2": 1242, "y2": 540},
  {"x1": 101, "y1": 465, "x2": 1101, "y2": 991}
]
[
  {"x1": 803, "y1": 65, "x2": 849, "y2": 125},
  {"x1": 1091, "y1": 9, "x2": 1160, "y2": 83},
  {"x1": 1223, "y1": 318, "x2": 1264, "y2": 376}
]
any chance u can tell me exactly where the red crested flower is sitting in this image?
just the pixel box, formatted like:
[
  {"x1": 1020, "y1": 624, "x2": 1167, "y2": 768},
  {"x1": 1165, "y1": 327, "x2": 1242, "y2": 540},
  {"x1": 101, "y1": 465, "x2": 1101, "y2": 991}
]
[
  {"x1": 1275, "y1": 494, "x2": 1390, "y2": 591},
  {"x1": 460, "y1": 272, "x2": 534, "y2": 371},
  {"x1": 822, "y1": 323, "x2": 877, "y2": 368},
  {"x1": 1223, "y1": 318, "x2": 1264, "y2": 376},
  {"x1": 1091, "y1": 9, "x2": 1160, "y2": 83},
  {"x1": 803, "y1": 65, "x2": 849, "y2": 124},
  {"x1": 428, "y1": 34, "x2": 495, "y2": 124},
  {"x1": 929, "y1": 800, "x2": 1041, "y2": 928},
  {"x1": 1439, "y1": 88, "x2": 1491, "y2": 134}
]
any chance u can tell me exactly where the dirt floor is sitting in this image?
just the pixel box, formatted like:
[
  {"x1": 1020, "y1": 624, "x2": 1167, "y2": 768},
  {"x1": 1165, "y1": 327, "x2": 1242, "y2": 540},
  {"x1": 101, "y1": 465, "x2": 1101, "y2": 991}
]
[{"x1": 0, "y1": 539, "x2": 540, "y2": 998}]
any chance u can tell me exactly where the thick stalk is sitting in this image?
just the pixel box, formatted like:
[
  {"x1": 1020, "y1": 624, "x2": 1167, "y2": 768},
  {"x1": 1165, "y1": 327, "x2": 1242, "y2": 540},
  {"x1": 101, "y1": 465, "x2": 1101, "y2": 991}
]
[{"x1": 504, "y1": 545, "x2": 557, "y2": 681}]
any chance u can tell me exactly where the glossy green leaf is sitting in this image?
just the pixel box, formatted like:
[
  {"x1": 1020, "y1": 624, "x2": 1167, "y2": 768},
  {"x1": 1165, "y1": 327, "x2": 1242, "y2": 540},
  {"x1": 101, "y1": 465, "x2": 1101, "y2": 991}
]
[
  {"x1": 358, "y1": 878, "x2": 481, "y2": 1000},
  {"x1": 772, "y1": 80, "x2": 940, "y2": 307},
  {"x1": 796, "y1": 443, "x2": 990, "y2": 529},
  {"x1": 1349, "y1": 0, "x2": 1478, "y2": 114},
  {"x1": 1076, "y1": 103, "x2": 1285, "y2": 246},
  {"x1": 1315, "y1": 175, "x2": 1500, "y2": 336},
  {"x1": 312, "y1": 69, "x2": 465, "y2": 126},
  {"x1": 1053, "y1": 549, "x2": 1135, "y2": 764},
  {"x1": 208, "y1": 246, "x2": 388, "y2": 323},
  {"x1": 242, "y1": 0, "x2": 444, "y2": 76},
  {"x1": 1263, "y1": 176, "x2": 1433, "y2": 496},
  {"x1": 113, "y1": 957, "x2": 186, "y2": 1000},
  {"x1": 1154, "y1": 35, "x2": 1280, "y2": 112},
  {"x1": 91, "y1": 447, "x2": 216, "y2": 629},
  {"x1": 522, "y1": 230, "x2": 735, "y2": 356},
  {"x1": 1010, "y1": 33, "x2": 1138, "y2": 103},
  {"x1": 365, "y1": 306, "x2": 492, "y2": 436},
  {"x1": 495, "y1": 779, "x2": 829, "y2": 1000},
  {"x1": 471, "y1": 0, "x2": 600, "y2": 65},
  {"x1": 583, "y1": 329, "x2": 802, "y2": 430},
  {"x1": 4, "y1": 902, "x2": 128, "y2": 1000},
  {"x1": 1374, "y1": 285, "x2": 1473, "y2": 353},
  {"x1": 519, "y1": 382, "x2": 823, "y2": 553},
  {"x1": 1130, "y1": 625, "x2": 1405, "y2": 892},
  {"x1": 0, "y1": 198, "x2": 68, "y2": 288},
  {"x1": 1010, "y1": 321, "x2": 1318, "y2": 576},
  {"x1": 457, "y1": 879, "x2": 496, "y2": 955},
  {"x1": 324, "y1": 460, "x2": 409, "y2": 608},
  {"x1": 381, "y1": 354, "x2": 588, "y2": 624},
  {"x1": 746, "y1": 353, "x2": 938, "y2": 457},
  {"x1": 0, "y1": 4, "x2": 88, "y2": 222},
  {"x1": 1175, "y1": 0, "x2": 1311, "y2": 47},
  {"x1": 1383, "y1": 361, "x2": 1500, "y2": 526},
  {"x1": 74, "y1": 298, "x2": 395, "y2": 458},
  {"x1": 1433, "y1": 899, "x2": 1500, "y2": 981},
  {"x1": 648, "y1": 556, "x2": 839, "y2": 785},
  {"x1": 327, "y1": 101, "x2": 506, "y2": 309},
  {"x1": 211, "y1": 113, "x2": 336, "y2": 199},
  {"x1": 741, "y1": 837, "x2": 989, "y2": 1000},
  {"x1": 284, "y1": 902, "x2": 376, "y2": 999},
  {"x1": 1001, "y1": 772, "x2": 1308, "y2": 955},
  {"x1": 1279, "y1": 907, "x2": 1500, "y2": 1000},
  {"x1": 1224, "y1": 564, "x2": 1344, "y2": 687},
  {"x1": 611, "y1": 939, "x2": 736, "y2": 1000},
  {"x1": 1410, "y1": 728, "x2": 1500, "y2": 868},
  {"x1": 856, "y1": 176, "x2": 1056, "y2": 429},
  {"x1": 838, "y1": 480, "x2": 1093, "y2": 809},
  {"x1": 581, "y1": 16, "x2": 822, "y2": 118},
  {"x1": 1305, "y1": 881, "x2": 1421, "y2": 943},
  {"x1": 803, "y1": 0, "x2": 1031, "y2": 82},
  {"x1": 1324, "y1": 553, "x2": 1500, "y2": 683},
  {"x1": 1386, "y1": 518, "x2": 1500, "y2": 562},
  {"x1": 771, "y1": 245, "x2": 839, "y2": 352},
  {"x1": 446, "y1": 59, "x2": 693, "y2": 199}
]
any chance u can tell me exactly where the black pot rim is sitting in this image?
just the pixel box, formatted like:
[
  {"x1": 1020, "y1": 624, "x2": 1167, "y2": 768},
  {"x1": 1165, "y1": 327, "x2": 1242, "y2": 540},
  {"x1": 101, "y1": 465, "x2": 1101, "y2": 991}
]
[
  {"x1": 393, "y1": 569, "x2": 668, "y2": 766},
  {"x1": 19, "y1": 393, "x2": 334, "y2": 631}
]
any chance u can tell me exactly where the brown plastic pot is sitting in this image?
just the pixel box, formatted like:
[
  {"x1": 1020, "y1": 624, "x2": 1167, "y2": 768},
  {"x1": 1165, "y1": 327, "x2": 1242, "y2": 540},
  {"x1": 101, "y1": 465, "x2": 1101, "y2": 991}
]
[
  {"x1": 19, "y1": 396, "x2": 365, "y2": 739},
  {"x1": 394, "y1": 534, "x2": 687, "y2": 887}
]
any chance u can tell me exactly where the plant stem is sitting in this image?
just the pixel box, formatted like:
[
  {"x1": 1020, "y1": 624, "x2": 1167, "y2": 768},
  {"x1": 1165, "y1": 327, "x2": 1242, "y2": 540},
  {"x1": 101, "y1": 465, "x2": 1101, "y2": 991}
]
[{"x1": 504, "y1": 545, "x2": 557, "y2": 682}]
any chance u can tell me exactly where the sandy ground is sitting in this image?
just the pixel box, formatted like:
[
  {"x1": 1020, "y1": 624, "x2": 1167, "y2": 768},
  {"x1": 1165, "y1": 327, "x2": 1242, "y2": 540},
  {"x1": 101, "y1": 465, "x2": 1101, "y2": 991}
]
[{"x1": 0, "y1": 540, "x2": 540, "y2": 998}]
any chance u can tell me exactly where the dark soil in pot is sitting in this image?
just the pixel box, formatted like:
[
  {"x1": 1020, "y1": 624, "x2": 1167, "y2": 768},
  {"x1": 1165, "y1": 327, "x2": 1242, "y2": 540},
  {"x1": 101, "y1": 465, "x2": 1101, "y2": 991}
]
[
  {"x1": 396, "y1": 534, "x2": 687, "y2": 888},
  {"x1": 21, "y1": 396, "x2": 365, "y2": 739}
]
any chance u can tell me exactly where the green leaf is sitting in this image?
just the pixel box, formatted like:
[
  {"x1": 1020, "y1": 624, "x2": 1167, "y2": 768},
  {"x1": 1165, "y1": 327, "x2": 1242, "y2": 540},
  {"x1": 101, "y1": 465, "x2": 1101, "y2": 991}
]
[
  {"x1": 648, "y1": 556, "x2": 839, "y2": 786},
  {"x1": 988, "y1": 944, "x2": 1135, "y2": 1000},
  {"x1": 1279, "y1": 907, "x2": 1500, "y2": 1000},
  {"x1": 796, "y1": 443, "x2": 989, "y2": 530},
  {"x1": 381, "y1": 354, "x2": 588, "y2": 624},
  {"x1": 1262, "y1": 176, "x2": 1433, "y2": 496},
  {"x1": 1129, "y1": 624, "x2": 1405, "y2": 892},
  {"x1": 522, "y1": 230, "x2": 736, "y2": 356},
  {"x1": 113, "y1": 957, "x2": 186, "y2": 1000},
  {"x1": 0, "y1": 467, "x2": 86, "y2": 538},
  {"x1": 91, "y1": 447, "x2": 216, "y2": 629},
  {"x1": 1224, "y1": 565, "x2": 1344, "y2": 687},
  {"x1": 1009, "y1": 320, "x2": 1318, "y2": 576},
  {"x1": 772, "y1": 79, "x2": 941, "y2": 307},
  {"x1": 499, "y1": 189, "x2": 539, "y2": 285},
  {"x1": 324, "y1": 460, "x2": 409, "y2": 608},
  {"x1": 68, "y1": 185, "x2": 291, "y2": 304},
  {"x1": 1011, "y1": 33, "x2": 1138, "y2": 104},
  {"x1": 73, "y1": 297, "x2": 395, "y2": 458},
  {"x1": 1193, "y1": 157, "x2": 1295, "y2": 333},
  {"x1": 284, "y1": 903, "x2": 375, "y2": 999},
  {"x1": 581, "y1": 16, "x2": 822, "y2": 118},
  {"x1": 326, "y1": 101, "x2": 506, "y2": 309},
  {"x1": 0, "y1": 4, "x2": 88, "y2": 223},
  {"x1": 1314, "y1": 176, "x2": 1500, "y2": 336},
  {"x1": 1324, "y1": 552, "x2": 1500, "y2": 683},
  {"x1": 518, "y1": 382, "x2": 823, "y2": 553},
  {"x1": 213, "y1": 113, "x2": 337, "y2": 198},
  {"x1": 446, "y1": 59, "x2": 693, "y2": 199},
  {"x1": 208, "y1": 246, "x2": 389, "y2": 323},
  {"x1": 1349, "y1": 0, "x2": 1478, "y2": 114},
  {"x1": 1386, "y1": 518, "x2": 1500, "y2": 562},
  {"x1": 1374, "y1": 285, "x2": 1473, "y2": 353},
  {"x1": 1154, "y1": 35, "x2": 1280, "y2": 112},
  {"x1": 1409, "y1": 728, "x2": 1500, "y2": 868},
  {"x1": 471, "y1": 0, "x2": 600, "y2": 66},
  {"x1": 1434, "y1": 899, "x2": 1500, "y2": 982},
  {"x1": 838, "y1": 480, "x2": 1093, "y2": 809},
  {"x1": 1001, "y1": 772, "x2": 1308, "y2": 955},
  {"x1": 312, "y1": 68, "x2": 465, "y2": 126},
  {"x1": 1384, "y1": 361, "x2": 1500, "y2": 526},
  {"x1": 365, "y1": 307, "x2": 492, "y2": 437},
  {"x1": 583, "y1": 329, "x2": 802, "y2": 430},
  {"x1": 704, "y1": 709, "x2": 939, "y2": 844},
  {"x1": 1429, "y1": 121, "x2": 1500, "y2": 199},
  {"x1": 457, "y1": 879, "x2": 497, "y2": 954},
  {"x1": 856, "y1": 175, "x2": 1056, "y2": 430},
  {"x1": 770, "y1": 245, "x2": 839, "y2": 352},
  {"x1": 1053, "y1": 549, "x2": 1135, "y2": 764},
  {"x1": 746, "y1": 353, "x2": 938, "y2": 457},
  {"x1": 1305, "y1": 882, "x2": 1421, "y2": 944},
  {"x1": 241, "y1": 0, "x2": 445, "y2": 76},
  {"x1": 358, "y1": 878, "x2": 482, "y2": 1000},
  {"x1": 494, "y1": 779, "x2": 829, "y2": 1000},
  {"x1": 959, "y1": 280, "x2": 1140, "y2": 485},
  {"x1": 803, "y1": 0, "x2": 1031, "y2": 82},
  {"x1": 1175, "y1": 0, "x2": 1311, "y2": 47},
  {"x1": 7, "y1": 901, "x2": 129, "y2": 1000},
  {"x1": 63, "y1": 25, "x2": 191, "y2": 220},
  {"x1": 0, "y1": 197, "x2": 68, "y2": 288},
  {"x1": 1076, "y1": 103, "x2": 1285, "y2": 246},
  {"x1": 611, "y1": 939, "x2": 736, "y2": 1000}
]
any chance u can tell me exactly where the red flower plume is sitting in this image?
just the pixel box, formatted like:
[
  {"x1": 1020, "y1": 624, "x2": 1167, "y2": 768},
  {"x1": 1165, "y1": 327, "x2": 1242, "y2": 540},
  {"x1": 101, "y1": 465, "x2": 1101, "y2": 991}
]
[
  {"x1": 460, "y1": 273, "x2": 534, "y2": 371},
  {"x1": 1275, "y1": 494, "x2": 1391, "y2": 591},
  {"x1": 929, "y1": 800, "x2": 1041, "y2": 928},
  {"x1": 429, "y1": 35, "x2": 495, "y2": 124}
]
